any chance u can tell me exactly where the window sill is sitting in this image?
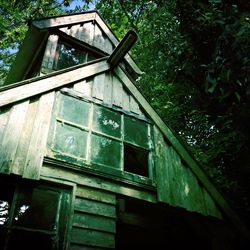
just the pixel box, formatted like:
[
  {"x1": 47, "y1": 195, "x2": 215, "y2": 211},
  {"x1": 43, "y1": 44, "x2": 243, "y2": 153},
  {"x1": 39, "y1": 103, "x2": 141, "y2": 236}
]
[{"x1": 43, "y1": 156, "x2": 156, "y2": 191}]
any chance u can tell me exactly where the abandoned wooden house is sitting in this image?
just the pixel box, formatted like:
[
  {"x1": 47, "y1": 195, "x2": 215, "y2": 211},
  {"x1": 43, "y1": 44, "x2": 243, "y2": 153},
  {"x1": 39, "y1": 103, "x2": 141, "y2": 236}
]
[{"x1": 0, "y1": 10, "x2": 249, "y2": 250}]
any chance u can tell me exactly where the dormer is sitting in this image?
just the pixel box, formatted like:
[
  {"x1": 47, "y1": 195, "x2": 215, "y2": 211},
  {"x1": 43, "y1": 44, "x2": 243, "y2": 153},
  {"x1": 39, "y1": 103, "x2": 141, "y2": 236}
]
[{"x1": 4, "y1": 11, "x2": 141, "y2": 85}]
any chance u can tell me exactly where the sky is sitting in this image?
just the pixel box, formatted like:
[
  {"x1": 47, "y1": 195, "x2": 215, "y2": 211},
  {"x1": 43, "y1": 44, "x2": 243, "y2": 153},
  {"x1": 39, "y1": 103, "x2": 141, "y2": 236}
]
[{"x1": 59, "y1": 0, "x2": 96, "y2": 11}]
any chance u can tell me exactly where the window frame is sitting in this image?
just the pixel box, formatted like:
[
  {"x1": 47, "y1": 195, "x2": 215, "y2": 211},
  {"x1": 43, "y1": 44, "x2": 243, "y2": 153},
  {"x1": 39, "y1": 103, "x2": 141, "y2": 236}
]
[
  {"x1": 0, "y1": 177, "x2": 71, "y2": 250},
  {"x1": 47, "y1": 89, "x2": 155, "y2": 186},
  {"x1": 52, "y1": 36, "x2": 105, "y2": 71}
]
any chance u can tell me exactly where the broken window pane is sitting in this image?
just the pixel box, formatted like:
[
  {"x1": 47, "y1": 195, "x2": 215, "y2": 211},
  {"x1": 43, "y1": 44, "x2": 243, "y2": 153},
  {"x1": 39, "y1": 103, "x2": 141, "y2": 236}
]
[
  {"x1": 124, "y1": 144, "x2": 149, "y2": 177},
  {"x1": 13, "y1": 188, "x2": 60, "y2": 231},
  {"x1": 58, "y1": 94, "x2": 90, "y2": 127},
  {"x1": 91, "y1": 134, "x2": 121, "y2": 168},
  {"x1": 124, "y1": 116, "x2": 149, "y2": 148},
  {"x1": 93, "y1": 105, "x2": 121, "y2": 138},
  {"x1": 53, "y1": 122, "x2": 87, "y2": 159}
]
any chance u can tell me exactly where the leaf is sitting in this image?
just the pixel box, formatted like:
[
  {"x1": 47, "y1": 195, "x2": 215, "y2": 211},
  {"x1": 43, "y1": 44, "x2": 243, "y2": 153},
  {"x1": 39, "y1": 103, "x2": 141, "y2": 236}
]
[
  {"x1": 208, "y1": 0, "x2": 222, "y2": 4},
  {"x1": 234, "y1": 92, "x2": 241, "y2": 102},
  {"x1": 206, "y1": 74, "x2": 217, "y2": 93}
]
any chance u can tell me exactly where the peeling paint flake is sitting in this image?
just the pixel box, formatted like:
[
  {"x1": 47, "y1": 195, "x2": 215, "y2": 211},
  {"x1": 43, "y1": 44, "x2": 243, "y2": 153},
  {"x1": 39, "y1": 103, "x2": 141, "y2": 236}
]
[
  {"x1": 93, "y1": 105, "x2": 121, "y2": 138},
  {"x1": 184, "y1": 183, "x2": 190, "y2": 196}
]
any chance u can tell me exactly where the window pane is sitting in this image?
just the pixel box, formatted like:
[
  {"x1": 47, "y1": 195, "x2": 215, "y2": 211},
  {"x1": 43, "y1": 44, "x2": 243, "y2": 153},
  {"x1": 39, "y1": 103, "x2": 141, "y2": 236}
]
[
  {"x1": 124, "y1": 116, "x2": 149, "y2": 148},
  {"x1": 124, "y1": 144, "x2": 149, "y2": 177},
  {"x1": 13, "y1": 188, "x2": 60, "y2": 231},
  {"x1": 93, "y1": 105, "x2": 121, "y2": 138},
  {"x1": 53, "y1": 122, "x2": 88, "y2": 159},
  {"x1": 91, "y1": 134, "x2": 121, "y2": 168},
  {"x1": 58, "y1": 94, "x2": 90, "y2": 127},
  {"x1": 54, "y1": 41, "x2": 87, "y2": 70}
]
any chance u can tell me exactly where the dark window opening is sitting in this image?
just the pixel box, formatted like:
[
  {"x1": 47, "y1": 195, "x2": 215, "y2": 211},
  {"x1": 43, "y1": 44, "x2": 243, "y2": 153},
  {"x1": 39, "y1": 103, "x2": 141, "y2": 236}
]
[{"x1": 124, "y1": 144, "x2": 149, "y2": 177}]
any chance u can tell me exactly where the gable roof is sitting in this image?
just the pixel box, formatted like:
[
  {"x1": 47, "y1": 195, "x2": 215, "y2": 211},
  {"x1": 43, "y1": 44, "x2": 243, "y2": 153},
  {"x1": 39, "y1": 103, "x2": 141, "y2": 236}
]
[
  {"x1": 5, "y1": 10, "x2": 142, "y2": 85},
  {"x1": 0, "y1": 57, "x2": 249, "y2": 238}
]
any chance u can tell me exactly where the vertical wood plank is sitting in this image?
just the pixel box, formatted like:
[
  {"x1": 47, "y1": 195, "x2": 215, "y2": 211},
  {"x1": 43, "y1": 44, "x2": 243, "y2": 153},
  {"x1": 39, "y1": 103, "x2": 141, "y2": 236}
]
[
  {"x1": 0, "y1": 101, "x2": 29, "y2": 174},
  {"x1": 185, "y1": 167, "x2": 206, "y2": 214},
  {"x1": 93, "y1": 23, "x2": 104, "y2": 50},
  {"x1": 73, "y1": 79, "x2": 92, "y2": 97},
  {"x1": 80, "y1": 22, "x2": 95, "y2": 45},
  {"x1": 70, "y1": 24, "x2": 81, "y2": 38},
  {"x1": 103, "y1": 37, "x2": 113, "y2": 54},
  {"x1": 92, "y1": 73, "x2": 105, "y2": 100},
  {"x1": 154, "y1": 127, "x2": 171, "y2": 204},
  {"x1": 41, "y1": 34, "x2": 59, "y2": 72},
  {"x1": 177, "y1": 157, "x2": 192, "y2": 210},
  {"x1": 122, "y1": 90, "x2": 130, "y2": 111},
  {"x1": 130, "y1": 96, "x2": 141, "y2": 115},
  {"x1": 112, "y1": 76, "x2": 123, "y2": 107},
  {"x1": 171, "y1": 147, "x2": 184, "y2": 207},
  {"x1": 103, "y1": 73, "x2": 113, "y2": 105},
  {"x1": 76, "y1": 25, "x2": 84, "y2": 40},
  {"x1": 23, "y1": 92, "x2": 55, "y2": 179},
  {"x1": 47, "y1": 35, "x2": 59, "y2": 69},
  {"x1": 41, "y1": 35, "x2": 53, "y2": 70},
  {"x1": 12, "y1": 98, "x2": 39, "y2": 175},
  {"x1": 0, "y1": 106, "x2": 11, "y2": 143}
]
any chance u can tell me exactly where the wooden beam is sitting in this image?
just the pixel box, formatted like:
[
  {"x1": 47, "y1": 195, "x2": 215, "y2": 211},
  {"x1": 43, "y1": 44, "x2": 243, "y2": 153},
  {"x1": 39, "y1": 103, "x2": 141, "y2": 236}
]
[
  {"x1": 108, "y1": 30, "x2": 137, "y2": 69},
  {"x1": 22, "y1": 92, "x2": 55, "y2": 179},
  {"x1": 32, "y1": 12, "x2": 96, "y2": 29},
  {"x1": 114, "y1": 66, "x2": 250, "y2": 239},
  {"x1": 0, "y1": 59, "x2": 110, "y2": 107},
  {"x1": 4, "y1": 26, "x2": 48, "y2": 85}
]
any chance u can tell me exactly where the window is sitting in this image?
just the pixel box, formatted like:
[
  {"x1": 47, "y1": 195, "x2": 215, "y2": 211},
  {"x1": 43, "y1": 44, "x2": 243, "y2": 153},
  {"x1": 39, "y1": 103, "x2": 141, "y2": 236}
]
[
  {"x1": 124, "y1": 144, "x2": 149, "y2": 177},
  {"x1": 53, "y1": 39, "x2": 100, "y2": 71},
  {"x1": 48, "y1": 92, "x2": 153, "y2": 180},
  {"x1": 0, "y1": 179, "x2": 70, "y2": 250}
]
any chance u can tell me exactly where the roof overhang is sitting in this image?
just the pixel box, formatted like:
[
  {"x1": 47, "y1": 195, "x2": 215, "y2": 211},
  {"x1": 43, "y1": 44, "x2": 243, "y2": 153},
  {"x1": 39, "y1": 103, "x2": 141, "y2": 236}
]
[{"x1": 0, "y1": 57, "x2": 109, "y2": 107}]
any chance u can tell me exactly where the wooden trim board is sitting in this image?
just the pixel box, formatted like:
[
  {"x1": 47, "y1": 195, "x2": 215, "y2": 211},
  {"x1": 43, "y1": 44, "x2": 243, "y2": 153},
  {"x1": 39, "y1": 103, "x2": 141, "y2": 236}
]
[{"x1": 0, "y1": 59, "x2": 110, "y2": 107}]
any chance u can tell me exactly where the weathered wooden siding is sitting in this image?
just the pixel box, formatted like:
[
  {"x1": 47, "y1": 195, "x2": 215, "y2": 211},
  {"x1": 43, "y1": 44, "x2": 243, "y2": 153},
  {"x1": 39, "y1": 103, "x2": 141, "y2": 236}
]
[
  {"x1": 60, "y1": 21, "x2": 114, "y2": 54},
  {"x1": 0, "y1": 92, "x2": 55, "y2": 178},
  {"x1": 41, "y1": 163, "x2": 157, "y2": 203},
  {"x1": 154, "y1": 127, "x2": 222, "y2": 218},
  {"x1": 71, "y1": 72, "x2": 146, "y2": 118},
  {"x1": 70, "y1": 186, "x2": 116, "y2": 249}
]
